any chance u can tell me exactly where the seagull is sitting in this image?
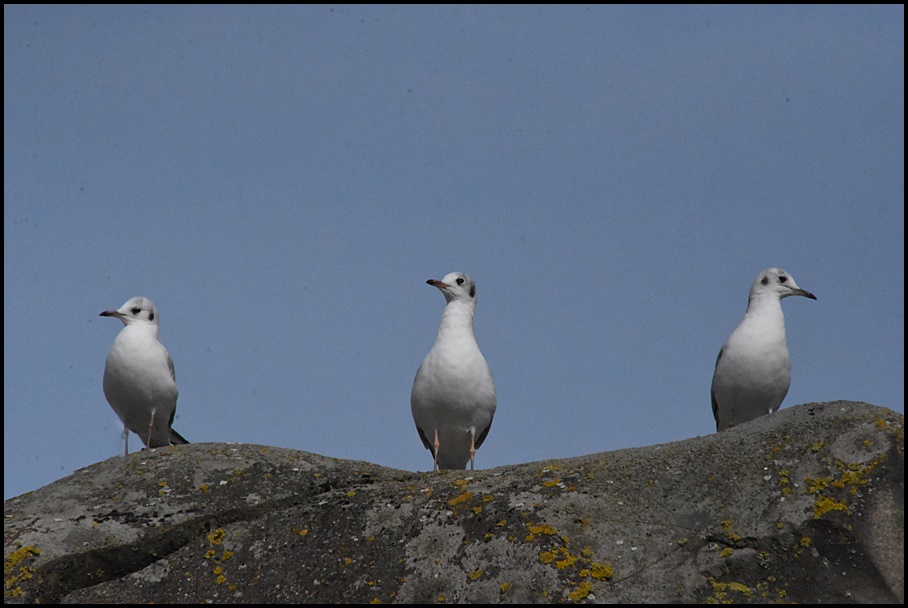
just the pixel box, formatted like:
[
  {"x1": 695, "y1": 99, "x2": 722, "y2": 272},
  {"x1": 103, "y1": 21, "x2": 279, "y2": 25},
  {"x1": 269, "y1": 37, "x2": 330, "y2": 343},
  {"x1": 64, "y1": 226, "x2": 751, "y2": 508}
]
[
  {"x1": 711, "y1": 268, "x2": 816, "y2": 432},
  {"x1": 100, "y1": 296, "x2": 188, "y2": 455},
  {"x1": 411, "y1": 272, "x2": 497, "y2": 470}
]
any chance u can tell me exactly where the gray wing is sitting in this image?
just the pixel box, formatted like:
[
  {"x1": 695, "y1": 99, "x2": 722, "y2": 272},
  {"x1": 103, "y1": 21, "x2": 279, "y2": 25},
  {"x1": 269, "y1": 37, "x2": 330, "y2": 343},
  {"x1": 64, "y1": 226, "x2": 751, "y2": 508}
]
[
  {"x1": 415, "y1": 424, "x2": 435, "y2": 455},
  {"x1": 170, "y1": 428, "x2": 189, "y2": 444},
  {"x1": 473, "y1": 412, "x2": 495, "y2": 450},
  {"x1": 166, "y1": 354, "x2": 188, "y2": 444},
  {"x1": 711, "y1": 346, "x2": 724, "y2": 431}
]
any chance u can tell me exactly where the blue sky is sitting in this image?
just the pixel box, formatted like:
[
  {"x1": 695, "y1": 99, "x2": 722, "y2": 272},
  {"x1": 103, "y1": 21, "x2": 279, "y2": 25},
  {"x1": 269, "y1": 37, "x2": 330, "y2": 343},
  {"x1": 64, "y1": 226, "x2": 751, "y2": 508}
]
[{"x1": 4, "y1": 5, "x2": 903, "y2": 499}]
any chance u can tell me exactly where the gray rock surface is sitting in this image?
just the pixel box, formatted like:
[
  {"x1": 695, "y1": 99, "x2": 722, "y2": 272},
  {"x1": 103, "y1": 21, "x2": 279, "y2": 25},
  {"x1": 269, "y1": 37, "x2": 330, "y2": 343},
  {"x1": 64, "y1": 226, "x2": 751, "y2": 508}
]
[{"x1": 4, "y1": 401, "x2": 903, "y2": 604}]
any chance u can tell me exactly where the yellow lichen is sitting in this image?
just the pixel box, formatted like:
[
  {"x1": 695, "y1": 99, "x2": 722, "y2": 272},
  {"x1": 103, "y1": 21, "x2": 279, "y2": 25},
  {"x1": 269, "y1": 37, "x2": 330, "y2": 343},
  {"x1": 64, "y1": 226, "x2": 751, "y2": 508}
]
[
  {"x1": 4, "y1": 545, "x2": 41, "y2": 597},
  {"x1": 539, "y1": 551, "x2": 556, "y2": 564},
  {"x1": 500, "y1": 582, "x2": 510, "y2": 593},
  {"x1": 470, "y1": 569, "x2": 483, "y2": 581},
  {"x1": 814, "y1": 496, "x2": 850, "y2": 518},
  {"x1": 804, "y1": 477, "x2": 830, "y2": 493},
  {"x1": 542, "y1": 479, "x2": 561, "y2": 487},
  {"x1": 448, "y1": 492, "x2": 473, "y2": 507},
  {"x1": 4, "y1": 546, "x2": 41, "y2": 575},
  {"x1": 838, "y1": 469, "x2": 870, "y2": 487},
  {"x1": 537, "y1": 464, "x2": 564, "y2": 476},
  {"x1": 726, "y1": 582, "x2": 751, "y2": 596},
  {"x1": 567, "y1": 581, "x2": 593, "y2": 601},
  {"x1": 555, "y1": 551, "x2": 578, "y2": 570},
  {"x1": 590, "y1": 562, "x2": 614, "y2": 581},
  {"x1": 721, "y1": 520, "x2": 741, "y2": 542},
  {"x1": 709, "y1": 578, "x2": 752, "y2": 598},
  {"x1": 719, "y1": 547, "x2": 734, "y2": 558},
  {"x1": 526, "y1": 523, "x2": 558, "y2": 536},
  {"x1": 208, "y1": 528, "x2": 226, "y2": 545},
  {"x1": 777, "y1": 469, "x2": 791, "y2": 491}
]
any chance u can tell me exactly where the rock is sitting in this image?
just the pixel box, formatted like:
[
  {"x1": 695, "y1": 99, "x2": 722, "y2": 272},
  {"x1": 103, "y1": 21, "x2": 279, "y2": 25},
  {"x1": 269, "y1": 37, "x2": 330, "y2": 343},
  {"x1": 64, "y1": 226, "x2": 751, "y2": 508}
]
[{"x1": 4, "y1": 401, "x2": 903, "y2": 604}]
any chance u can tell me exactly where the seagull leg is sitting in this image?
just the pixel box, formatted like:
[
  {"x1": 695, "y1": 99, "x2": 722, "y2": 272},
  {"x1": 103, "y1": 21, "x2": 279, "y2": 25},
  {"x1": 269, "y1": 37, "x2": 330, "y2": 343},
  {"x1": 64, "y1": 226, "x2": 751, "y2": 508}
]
[
  {"x1": 123, "y1": 423, "x2": 129, "y2": 457},
  {"x1": 146, "y1": 408, "x2": 156, "y2": 449},
  {"x1": 433, "y1": 430, "x2": 440, "y2": 472},
  {"x1": 470, "y1": 435, "x2": 476, "y2": 471}
]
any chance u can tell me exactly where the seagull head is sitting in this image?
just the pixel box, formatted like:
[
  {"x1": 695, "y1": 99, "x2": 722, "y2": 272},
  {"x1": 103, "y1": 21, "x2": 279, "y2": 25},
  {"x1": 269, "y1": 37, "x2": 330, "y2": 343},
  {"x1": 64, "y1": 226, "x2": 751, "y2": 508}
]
[
  {"x1": 427, "y1": 272, "x2": 477, "y2": 305},
  {"x1": 749, "y1": 268, "x2": 817, "y2": 303},
  {"x1": 100, "y1": 296, "x2": 161, "y2": 327}
]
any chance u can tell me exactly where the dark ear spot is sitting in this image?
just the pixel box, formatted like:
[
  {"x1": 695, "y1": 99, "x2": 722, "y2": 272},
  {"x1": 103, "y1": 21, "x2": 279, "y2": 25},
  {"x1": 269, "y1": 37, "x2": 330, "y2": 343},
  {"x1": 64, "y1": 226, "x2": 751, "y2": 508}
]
[
  {"x1": 149, "y1": 311, "x2": 155, "y2": 321},
  {"x1": 470, "y1": 285, "x2": 476, "y2": 298},
  {"x1": 761, "y1": 276, "x2": 769, "y2": 285}
]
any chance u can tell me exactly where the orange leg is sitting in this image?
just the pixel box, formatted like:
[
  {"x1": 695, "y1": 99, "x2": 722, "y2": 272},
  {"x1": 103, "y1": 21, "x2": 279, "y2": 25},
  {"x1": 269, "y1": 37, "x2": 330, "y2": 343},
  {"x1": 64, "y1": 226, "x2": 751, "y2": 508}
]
[
  {"x1": 470, "y1": 435, "x2": 476, "y2": 471},
  {"x1": 146, "y1": 408, "x2": 157, "y2": 448},
  {"x1": 433, "y1": 430, "x2": 440, "y2": 471}
]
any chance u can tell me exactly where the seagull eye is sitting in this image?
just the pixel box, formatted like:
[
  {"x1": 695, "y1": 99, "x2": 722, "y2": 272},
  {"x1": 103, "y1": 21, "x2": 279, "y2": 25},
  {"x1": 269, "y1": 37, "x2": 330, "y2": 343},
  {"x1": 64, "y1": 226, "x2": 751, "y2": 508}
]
[
  {"x1": 779, "y1": 276, "x2": 787, "y2": 283},
  {"x1": 131, "y1": 307, "x2": 142, "y2": 315},
  {"x1": 456, "y1": 277, "x2": 465, "y2": 285}
]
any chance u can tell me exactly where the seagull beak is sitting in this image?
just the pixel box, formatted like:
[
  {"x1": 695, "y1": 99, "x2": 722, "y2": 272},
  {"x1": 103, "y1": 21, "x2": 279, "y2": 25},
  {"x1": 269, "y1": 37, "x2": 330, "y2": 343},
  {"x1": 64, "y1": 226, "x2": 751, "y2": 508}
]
[
  {"x1": 792, "y1": 288, "x2": 817, "y2": 300},
  {"x1": 99, "y1": 310, "x2": 124, "y2": 318},
  {"x1": 426, "y1": 279, "x2": 449, "y2": 291}
]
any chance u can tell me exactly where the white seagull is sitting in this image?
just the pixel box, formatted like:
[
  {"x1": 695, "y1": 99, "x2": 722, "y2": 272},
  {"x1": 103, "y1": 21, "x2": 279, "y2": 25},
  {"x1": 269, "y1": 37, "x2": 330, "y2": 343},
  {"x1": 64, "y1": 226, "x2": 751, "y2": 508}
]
[
  {"x1": 100, "y1": 296, "x2": 188, "y2": 455},
  {"x1": 411, "y1": 272, "x2": 497, "y2": 470},
  {"x1": 711, "y1": 268, "x2": 816, "y2": 432}
]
